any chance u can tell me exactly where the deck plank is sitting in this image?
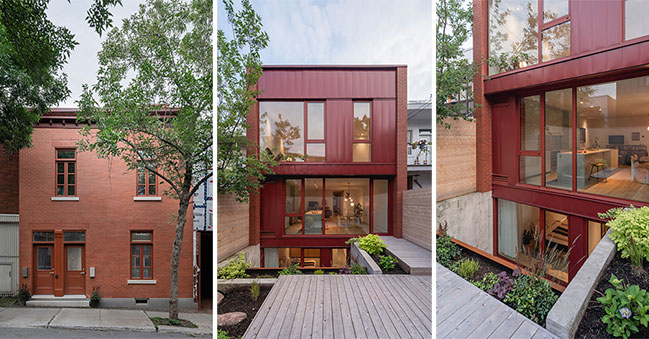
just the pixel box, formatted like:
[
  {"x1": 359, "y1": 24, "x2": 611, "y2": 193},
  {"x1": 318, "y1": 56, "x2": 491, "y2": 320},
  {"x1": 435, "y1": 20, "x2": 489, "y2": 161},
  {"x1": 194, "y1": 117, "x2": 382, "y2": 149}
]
[
  {"x1": 288, "y1": 275, "x2": 311, "y2": 339},
  {"x1": 243, "y1": 275, "x2": 289, "y2": 338},
  {"x1": 266, "y1": 275, "x2": 297, "y2": 338},
  {"x1": 375, "y1": 276, "x2": 429, "y2": 338},
  {"x1": 361, "y1": 276, "x2": 410, "y2": 339},
  {"x1": 382, "y1": 276, "x2": 432, "y2": 334},
  {"x1": 342, "y1": 275, "x2": 368, "y2": 339},
  {"x1": 312, "y1": 276, "x2": 324, "y2": 339},
  {"x1": 321, "y1": 276, "x2": 334, "y2": 338},
  {"x1": 488, "y1": 312, "x2": 524, "y2": 339},
  {"x1": 444, "y1": 295, "x2": 501, "y2": 338},
  {"x1": 301, "y1": 276, "x2": 317, "y2": 338},
  {"x1": 279, "y1": 275, "x2": 305, "y2": 338},
  {"x1": 437, "y1": 292, "x2": 491, "y2": 338},
  {"x1": 388, "y1": 276, "x2": 431, "y2": 318},
  {"x1": 336, "y1": 276, "x2": 356, "y2": 339},
  {"x1": 328, "y1": 277, "x2": 344, "y2": 339},
  {"x1": 352, "y1": 276, "x2": 392, "y2": 339}
]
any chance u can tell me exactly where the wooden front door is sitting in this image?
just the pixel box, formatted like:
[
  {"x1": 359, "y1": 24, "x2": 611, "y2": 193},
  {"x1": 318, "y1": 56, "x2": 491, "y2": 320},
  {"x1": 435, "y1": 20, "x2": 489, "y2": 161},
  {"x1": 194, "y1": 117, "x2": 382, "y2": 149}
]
[
  {"x1": 63, "y1": 245, "x2": 85, "y2": 295},
  {"x1": 33, "y1": 245, "x2": 54, "y2": 295}
]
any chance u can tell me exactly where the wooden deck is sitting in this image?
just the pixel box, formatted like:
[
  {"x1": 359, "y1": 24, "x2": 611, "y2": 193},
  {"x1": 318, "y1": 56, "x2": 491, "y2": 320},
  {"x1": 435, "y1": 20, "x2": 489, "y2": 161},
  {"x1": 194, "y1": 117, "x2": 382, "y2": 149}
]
[
  {"x1": 381, "y1": 236, "x2": 432, "y2": 275},
  {"x1": 436, "y1": 263, "x2": 558, "y2": 339},
  {"x1": 243, "y1": 274, "x2": 432, "y2": 339}
]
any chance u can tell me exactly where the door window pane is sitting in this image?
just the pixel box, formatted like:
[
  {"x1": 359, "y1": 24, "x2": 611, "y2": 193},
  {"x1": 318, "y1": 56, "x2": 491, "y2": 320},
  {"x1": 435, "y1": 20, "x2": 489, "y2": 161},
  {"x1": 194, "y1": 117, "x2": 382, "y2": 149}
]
[
  {"x1": 285, "y1": 179, "x2": 301, "y2": 214},
  {"x1": 306, "y1": 143, "x2": 325, "y2": 162},
  {"x1": 521, "y1": 95, "x2": 541, "y2": 151},
  {"x1": 34, "y1": 232, "x2": 54, "y2": 242},
  {"x1": 68, "y1": 174, "x2": 75, "y2": 185},
  {"x1": 307, "y1": 103, "x2": 324, "y2": 140},
  {"x1": 304, "y1": 179, "x2": 323, "y2": 234},
  {"x1": 143, "y1": 268, "x2": 151, "y2": 279},
  {"x1": 132, "y1": 245, "x2": 140, "y2": 255},
  {"x1": 353, "y1": 102, "x2": 371, "y2": 140},
  {"x1": 132, "y1": 267, "x2": 140, "y2": 278},
  {"x1": 68, "y1": 163, "x2": 75, "y2": 173},
  {"x1": 259, "y1": 102, "x2": 304, "y2": 161},
  {"x1": 520, "y1": 156, "x2": 542, "y2": 186},
  {"x1": 57, "y1": 186, "x2": 64, "y2": 196},
  {"x1": 542, "y1": 22, "x2": 570, "y2": 62},
  {"x1": 64, "y1": 231, "x2": 85, "y2": 242},
  {"x1": 56, "y1": 150, "x2": 75, "y2": 159},
  {"x1": 488, "y1": 0, "x2": 539, "y2": 74},
  {"x1": 353, "y1": 143, "x2": 371, "y2": 162},
  {"x1": 373, "y1": 180, "x2": 389, "y2": 233},
  {"x1": 131, "y1": 232, "x2": 152, "y2": 241},
  {"x1": 67, "y1": 247, "x2": 82, "y2": 271},
  {"x1": 545, "y1": 88, "x2": 572, "y2": 190},
  {"x1": 543, "y1": 0, "x2": 568, "y2": 22},
  {"x1": 148, "y1": 185, "x2": 156, "y2": 195},
  {"x1": 37, "y1": 247, "x2": 52, "y2": 270},
  {"x1": 325, "y1": 179, "x2": 369, "y2": 234},
  {"x1": 625, "y1": 0, "x2": 649, "y2": 40},
  {"x1": 57, "y1": 163, "x2": 64, "y2": 173}
]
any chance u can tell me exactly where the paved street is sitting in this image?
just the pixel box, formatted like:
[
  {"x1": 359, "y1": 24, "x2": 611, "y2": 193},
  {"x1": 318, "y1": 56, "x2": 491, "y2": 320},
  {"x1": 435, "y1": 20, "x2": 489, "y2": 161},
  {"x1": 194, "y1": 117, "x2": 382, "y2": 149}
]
[{"x1": 0, "y1": 327, "x2": 210, "y2": 338}]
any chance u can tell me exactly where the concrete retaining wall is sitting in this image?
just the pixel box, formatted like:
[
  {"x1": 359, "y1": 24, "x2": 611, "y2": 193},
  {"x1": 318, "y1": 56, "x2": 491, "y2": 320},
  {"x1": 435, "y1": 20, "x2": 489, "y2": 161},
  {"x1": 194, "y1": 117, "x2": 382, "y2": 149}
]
[
  {"x1": 546, "y1": 228, "x2": 616, "y2": 339},
  {"x1": 216, "y1": 278, "x2": 277, "y2": 293},
  {"x1": 436, "y1": 191, "x2": 493, "y2": 254},
  {"x1": 217, "y1": 193, "x2": 249, "y2": 261},
  {"x1": 349, "y1": 243, "x2": 382, "y2": 275},
  {"x1": 99, "y1": 298, "x2": 197, "y2": 311},
  {"x1": 403, "y1": 187, "x2": 432, "y2": 251},
  {"x1": 217, "y1": 244, "x2": 260, "y2": 268}
]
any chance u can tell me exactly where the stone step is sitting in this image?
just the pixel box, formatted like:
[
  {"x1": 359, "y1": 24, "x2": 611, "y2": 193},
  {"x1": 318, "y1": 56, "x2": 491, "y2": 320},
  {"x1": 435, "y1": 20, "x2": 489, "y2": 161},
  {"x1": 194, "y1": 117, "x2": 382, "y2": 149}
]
[{"x1": 27, "y1": 295, "x2": 90, "y2": 308}]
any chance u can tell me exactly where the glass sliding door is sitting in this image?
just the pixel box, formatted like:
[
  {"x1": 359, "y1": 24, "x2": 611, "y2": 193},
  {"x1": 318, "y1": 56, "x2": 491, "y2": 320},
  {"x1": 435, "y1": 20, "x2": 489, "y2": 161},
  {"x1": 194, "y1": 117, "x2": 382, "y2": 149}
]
[
  {"x1": 284, "y1": 179, "x2": 302, "y2": 234},
  {"x1": 304, "y1": 178, "x2": 323, "y2": 234},
  {"x1": 497, "y1": 199, "x2": 540, "y2": 260},
  {"x1": 545, "y1": 88, "x2": 572, "y2": 190},
  {"x1": 324, "y1": 179, "x2": 369, "y2": 234},
  {"x1": 372, "y1": 179, "x2": 389, "y2": 233}
]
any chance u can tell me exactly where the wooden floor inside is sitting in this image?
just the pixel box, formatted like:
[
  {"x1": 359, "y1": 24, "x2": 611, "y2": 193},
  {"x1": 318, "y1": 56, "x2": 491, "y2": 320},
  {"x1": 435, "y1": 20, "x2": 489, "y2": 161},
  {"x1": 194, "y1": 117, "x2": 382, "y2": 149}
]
[
  {"x1": 437, "y1": 263, "x2": 557, "y2": 339},
  {"x1": 243, "y1": 275, "x2": 432, "y2": 339}
]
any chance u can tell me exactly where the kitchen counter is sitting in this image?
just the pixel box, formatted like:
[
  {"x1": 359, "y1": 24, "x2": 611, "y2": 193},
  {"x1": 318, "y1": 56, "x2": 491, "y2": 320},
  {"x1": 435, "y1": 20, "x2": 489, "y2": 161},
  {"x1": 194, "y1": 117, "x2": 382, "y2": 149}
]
[{"x1": 557, "y1": 148, "x2": 618, "y2": 188}]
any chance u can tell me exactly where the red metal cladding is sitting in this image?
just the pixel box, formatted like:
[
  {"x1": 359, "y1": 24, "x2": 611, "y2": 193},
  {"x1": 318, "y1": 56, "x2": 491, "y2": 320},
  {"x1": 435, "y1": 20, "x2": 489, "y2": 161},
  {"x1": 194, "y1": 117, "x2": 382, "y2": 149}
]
[
  {"x1": 325, "y1": 100, "x2": 352, "y2": 163},
  {"x1": 260, "y1": 180, "x2": 283, "y2": 237},
  {"x1": 568, "y1": 215, "x2": 587, "y2": 281},
  {"x1": 372, "y1": 99, "x2": 397, "y2": 163},
  {"x1": 571, "y1": 0, "x2": 622, "y2": 55},
  {"x1": 491, "y1": 97, "x2": 518, "y2": 186},
  {"x1": 271, "y1": 164, "x2": 396, "y2": 176}
]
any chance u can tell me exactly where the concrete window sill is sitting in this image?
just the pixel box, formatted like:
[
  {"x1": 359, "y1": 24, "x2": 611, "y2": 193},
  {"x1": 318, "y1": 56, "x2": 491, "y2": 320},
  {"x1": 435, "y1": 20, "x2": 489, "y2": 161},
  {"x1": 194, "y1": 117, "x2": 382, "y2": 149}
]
[
  {"x1": 133, "y1": 197, "x2": 162, "y2": 201},
  {"x1": 51, "y1": 197, "x2": 80, "y2": 201},
  {"x1": 127, "y1": 280, "x2": 157, "y2": 285}
]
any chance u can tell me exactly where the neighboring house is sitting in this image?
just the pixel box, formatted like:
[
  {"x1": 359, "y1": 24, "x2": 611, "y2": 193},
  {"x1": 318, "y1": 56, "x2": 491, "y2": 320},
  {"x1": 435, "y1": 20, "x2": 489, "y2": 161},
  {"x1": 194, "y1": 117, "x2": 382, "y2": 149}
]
[
  {"x1": 0, "y1": 147, "x2": 19, "y2": 296},
  {"x1": 193, "y1": 173, "x2": 212, "y2": 309},
  {"x1": 247, "y1": 65, "x2": 408, "y2": 268},
  {"x1": 407, "y1": 100, "x2": 432, "y2": 189},
  {"x1": 471, "y1": 0, "x2": 649, "y2": 284},
  {"x1": 18, "y1": 109, "x2": 195, "y2": 309}
]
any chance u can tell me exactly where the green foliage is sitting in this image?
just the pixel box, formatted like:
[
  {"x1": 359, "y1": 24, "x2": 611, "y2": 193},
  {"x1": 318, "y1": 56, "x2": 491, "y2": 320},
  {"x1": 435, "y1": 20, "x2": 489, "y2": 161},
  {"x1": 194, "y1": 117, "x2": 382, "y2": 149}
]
[
  {"x1": 217, "y1": 0, "x2": 278, "y2": 202},
  {"x1": 17, "y1": 286, "x2": 30, "y2": 303},
  {"x1": 217, "y1": 329, "x2": 230, "y2": 339},
  {"x1": 344, "y1": 237, "x2": 358, "y2": 245},
  {"x1": 597, "y1": 274, "x2": 649, "y2": 339},
  {"x1": 250, "y1": 279, "x2": 260, "y2": 301},
  {"x1": 278, "y1": 263, "x2": 302, "y2": 275},
  {"x1": 90, "y1": 286, "x2": 101, "y2": 308},
  {"x1": 436, "y1": 235, "x2": 462, "y2": 267},
  {"x1": 504, "y1": 274, "x2": 558, "y2": 325},
  {"x1": 457, "y1": 259, "x2": 479, "y2": 280},
  {"x1": 378, "y1": 255, "x2": 398, "y2": 272},
  {"x1": 351, "y1": 264, "x2": 367, "y2": 275},
  {"x1": 473, "y1": 272, "x2": 499, "y2": 292},
  {"x1": 599, "y1": 206, "x2": 649, "y2": 267},
  {"x1": 328, "y1": 272, "x2": 337, "y2": 275},
  {"x1": 217, "y1": 253, "x2": 250, "y2": 279},
  {"x1": 314, "y1": 269, "x2": 324, "y2": 275},
  {"x1": 357, "y1": 234, "x2": 387, "y2": 255}
]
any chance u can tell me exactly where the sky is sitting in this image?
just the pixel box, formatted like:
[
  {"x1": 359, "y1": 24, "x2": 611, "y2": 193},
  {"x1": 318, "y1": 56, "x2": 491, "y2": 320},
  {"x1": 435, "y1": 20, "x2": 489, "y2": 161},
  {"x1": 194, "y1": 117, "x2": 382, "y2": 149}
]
[
  {"x1": 217, "y1": 0, "x2": 433, "y2": 101},
  {"x1": 46, "y1": 1, "x2": 147, "y2": 107}
]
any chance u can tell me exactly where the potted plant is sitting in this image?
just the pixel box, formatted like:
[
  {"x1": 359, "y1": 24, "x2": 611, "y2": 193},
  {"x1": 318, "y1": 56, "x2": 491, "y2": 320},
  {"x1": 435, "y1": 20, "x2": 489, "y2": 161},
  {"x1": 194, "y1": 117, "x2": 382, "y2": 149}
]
[{"x1": 17, "y1": 285, "x2": 30, "y2": 306}]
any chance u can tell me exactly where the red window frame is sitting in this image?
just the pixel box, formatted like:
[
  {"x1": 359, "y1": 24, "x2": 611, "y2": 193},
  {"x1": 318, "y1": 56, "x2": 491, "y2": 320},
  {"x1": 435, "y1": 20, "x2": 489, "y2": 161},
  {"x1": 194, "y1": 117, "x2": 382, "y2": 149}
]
[
  {"x1": 136, "y1": 164, "x2": 158, "y2": 196},
  {"x1": 352, "y1": 101, "x2": 372, "y2": 162},
  {"x1": 130, "y1": 231, "x2": 153, "y2": 279},
  {"x1": 304, "y1": 101, "x2": 326, "y2": 162},
  {"x1": 55, "y1": 149, "x2": 76, "y2": 196}
]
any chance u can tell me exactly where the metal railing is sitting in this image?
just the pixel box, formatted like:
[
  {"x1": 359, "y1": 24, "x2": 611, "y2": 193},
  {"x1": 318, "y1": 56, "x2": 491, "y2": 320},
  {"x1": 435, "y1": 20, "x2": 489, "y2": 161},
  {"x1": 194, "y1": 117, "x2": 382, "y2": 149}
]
[{"x1": 407, "y1": 145, "x2": 432, "y2": 166}]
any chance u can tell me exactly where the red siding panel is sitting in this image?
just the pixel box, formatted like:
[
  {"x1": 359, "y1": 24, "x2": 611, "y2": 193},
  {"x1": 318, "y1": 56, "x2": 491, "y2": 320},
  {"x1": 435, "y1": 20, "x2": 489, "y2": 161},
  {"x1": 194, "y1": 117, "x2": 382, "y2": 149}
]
[
  {"x1": 572, "y1": 0, "x2": 622, "y2": 55},
  {"x1": 325, "y1": 100, "x2": 352, "y2": 163},
  {"x1": 372, "y1": 100, "x2": 396, "y2": 163},
  {"x1": 260, "y1": 180, "x2": 283, "y2": 237}
]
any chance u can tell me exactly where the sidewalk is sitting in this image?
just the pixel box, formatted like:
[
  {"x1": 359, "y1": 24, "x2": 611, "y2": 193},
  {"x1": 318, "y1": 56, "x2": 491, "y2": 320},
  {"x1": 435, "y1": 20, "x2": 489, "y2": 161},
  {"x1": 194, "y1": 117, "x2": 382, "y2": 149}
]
[{"x1": 0, "y1": 307, "x2": 212, "y2": 336}]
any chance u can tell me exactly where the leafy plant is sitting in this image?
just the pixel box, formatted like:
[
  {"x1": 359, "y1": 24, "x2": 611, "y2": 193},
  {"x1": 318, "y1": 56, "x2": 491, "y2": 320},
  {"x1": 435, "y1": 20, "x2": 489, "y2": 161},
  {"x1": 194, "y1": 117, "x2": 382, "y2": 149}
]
[
  {"x1": 457, "y1": 258, "x2": 479, "y2": 280},
  {"x1": 473, "y1": 272, "x2": 499, "y2": 292},
  {"x1": 338, "y1": 267, "x2": 351, "y2": 275},
  {"x1": 357, "y1": 234, "x2": 387, "y2": 255},
  {"x1": 279, "y1": 263, "x2": 302, "y2": 275},
  {"x1": 217, "y1": 253, "x2": 250, "y2": 279},
  {"x1": 436, "y1": 235, "x2": 462, "y2": 267},
  {"x1": 488, "y1": 271, "x2": 515, "y2": 300},
  {"x1": 217, "y1": 329, "x2": 230, "y2": 339},
  {"x1": 328, "y1": 272, "x2": 337, "y2": 275},
  {"x1": 314, "y1": 269, "x2": 324, "y2": 275},
  {"x1": 599, "y1": 206, "x2": 649, "y2": 267},
  {"x1": 250, "y1": 280, "x2": 260, "y2": 302},
  {"x1": 504, "y1": 272, "x2": 558, "y2": 325},
  {"x1": 378, "y1": 255, "x2": 398, "y2": 272},
  {"x1": 597, "y1": 274, "x2": 649, "y2": 339},
  {"x1": 351, "y1": 263, "x2": 367, "y2": 275},
  {"x1": 90, "y1": 286, "x2": 101, "y2": 308},
  {"x1": 17, "y1": 285, "x2": 30, "y2": 304}
]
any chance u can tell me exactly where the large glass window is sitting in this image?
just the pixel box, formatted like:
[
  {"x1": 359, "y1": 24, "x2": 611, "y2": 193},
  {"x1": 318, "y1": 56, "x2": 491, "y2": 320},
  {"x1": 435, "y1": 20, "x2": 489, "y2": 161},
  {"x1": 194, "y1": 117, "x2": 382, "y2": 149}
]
[
  {"x1": 259, "y1": 102, "x2": 304, "y2": 162},
  {"x1": 56, "y1": 149, "x2": 76, "y2": 196},
  {"x1": 543, "y1": 0, "x2": 568, "y2": 22},
  {"x1": 307, "y1": 103, "x2": 324, "y2": 140},
  {"x1": 541, "y1": 21, "x2": 570, "y2": 62},
  {"x1": 545, "y1": 88, "x2": 572, "y2": 190},
  {"x1": 488, "y1": 0, "x2": 539, "y2": 74},
  {"x1": 304, "y1": 178, "x2": 323, "y2": 234},
  {"x1": 131, "y1": 231, "x2": 153, "y2": 279},
  {"x1": 352, "y1": 143, "x2": 371, "y2": 162},
  {"x1": 521, "y1": 96, "x2": 541, "y2": 151},
  {"x1": 373, "y1": 179, "x2": 389, "y2": 233},
  {"x1": 284, "y1": 179, "x2": 302, "y2": 234},
  {"x1": 324, "y1": 178, "x2": 370, "y2": 234},
  {"x1": 353, "y1": 102, "x2": 371, "y2": 140},
  {"x1": 625, "y1": 0, "x2": 649, "y2": 41},
  {"x1": 278, "y1": 248, "x2": 301, "y2": 267}
]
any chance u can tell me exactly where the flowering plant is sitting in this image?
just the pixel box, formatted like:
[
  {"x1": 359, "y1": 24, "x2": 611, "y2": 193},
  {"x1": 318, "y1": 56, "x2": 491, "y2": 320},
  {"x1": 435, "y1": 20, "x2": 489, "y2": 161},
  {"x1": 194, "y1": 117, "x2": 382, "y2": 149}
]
[
  {"x1": 410, "y1": 139, "x2": 431, "y2": 163},
  {"x1": 597, "y1": 274, "x2": 649, "y2": 338}
]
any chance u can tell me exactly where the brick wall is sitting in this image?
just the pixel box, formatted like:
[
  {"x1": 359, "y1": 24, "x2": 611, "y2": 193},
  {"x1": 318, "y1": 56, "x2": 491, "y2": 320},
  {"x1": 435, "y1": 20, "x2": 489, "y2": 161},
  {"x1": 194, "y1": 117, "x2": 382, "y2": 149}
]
[
  {"x1": 394, "y1": 66, "x2": 408, "y2": 238},
  {"x1": 473, "y1": 0, "x2": 493, "y2": 193},
  {"x1": 0, "y1": 146, "x2": 19, "y2": 214},
  {"x1": 436, "y1": 118, "x2": 476, "y2": 201},
  {"x1": 216, "y1": 193, "x2": 249, "y2": 261},
  {"x1": 19, "y1": 128, "x2": 194, "y2": 299},
  {"x1": 402, "y1": 187, "x2": 432, "y2": 251}
]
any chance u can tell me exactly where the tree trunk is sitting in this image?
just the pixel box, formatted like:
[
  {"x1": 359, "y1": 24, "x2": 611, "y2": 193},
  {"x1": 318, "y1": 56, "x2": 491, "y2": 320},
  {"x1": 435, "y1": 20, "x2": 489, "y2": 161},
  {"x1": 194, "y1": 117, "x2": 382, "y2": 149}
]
[{"x1": 168, "y1": 188, "x2": 191, "y2": 320}]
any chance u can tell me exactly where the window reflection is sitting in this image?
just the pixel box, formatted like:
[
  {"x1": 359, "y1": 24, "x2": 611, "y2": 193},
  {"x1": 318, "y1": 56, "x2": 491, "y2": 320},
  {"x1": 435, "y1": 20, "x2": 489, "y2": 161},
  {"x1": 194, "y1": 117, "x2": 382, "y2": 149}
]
[
  {"x1": 545, "y1": 88, "x2": 572, "y2": 190},
  {"x1": 488, "y1": 0, "x2": 539, "y2": 74},
  {"x1": 625, "y1": 0, "x2": 649, "y2": 41},
  {"x1": 543, "y1": 0, "x2": 568, "y2": 22},
  {"x1": 353, "y1": 102, "x2": 371, "y2": 140},
  {"x1": 307, "y1": 103, "x2": 324, "y2": 140},
  {"x1": 542, "y1": 22, "x2": 570, "y2": 62},
  {"x1": 521, "y1": 95, "x2": 540, "y2": 151},
  {"x1": 259, "y1": 102, "x2": 304, "y2": 161}
]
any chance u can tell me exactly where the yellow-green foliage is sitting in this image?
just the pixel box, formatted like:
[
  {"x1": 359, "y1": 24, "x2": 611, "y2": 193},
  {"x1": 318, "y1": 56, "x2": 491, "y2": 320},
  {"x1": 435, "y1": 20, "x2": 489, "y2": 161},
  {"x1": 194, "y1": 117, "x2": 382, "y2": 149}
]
[
  {"x1": 217, "y1": 253, "x2": 250, "y2": 279},
  {"x1": 599, "y1": 206, "x2": 649, "y2": 265},
  {"x1": 357, "y1": 234, "x2": 387, "y2": 255},
  {"x1": 458, "y1": 258, "x2": 479, "y2": 280}
]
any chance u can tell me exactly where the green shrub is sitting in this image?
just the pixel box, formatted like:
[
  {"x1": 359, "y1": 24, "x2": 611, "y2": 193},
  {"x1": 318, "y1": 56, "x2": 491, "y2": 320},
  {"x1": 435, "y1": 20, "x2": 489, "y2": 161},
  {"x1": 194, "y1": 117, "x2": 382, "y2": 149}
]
[
  {"x1": 217, "y1": 253, "x2": 250, "y2": 279},
  {"x1": 599, "y1": 206, "x2": 649, "y2": 267},
  {"x1": 504, "y1": 274, "x2": 558, "y2": 325},
  {"x1": 314, "y1": 269, "x2": 324, "y2": 275},
  {"x1": 250, "y1": 280, "x2": 260, "y2": 301},
  {"x1": 356, "y1": 234, "x2": 387, "y2": 255},
  {"x1": 279, "y1": 263, "x2": 302, "y2": 275},
  {"x1": 351, "y1": 263, "x2": 367, "y2": 275},
  {"x1": 597, "y1": 274, "x2": 649, "y2": 339},
  {"x1": 17, "y1": 286, "x2": 30, "y2": 304},
  {"x1": 378, "y1": 255, "x2": 398, "y2": 271},
  {"x1": 457, "y1": 259, "x2": 479, "y2": 280},
  {"x1": 473, "y1": 272, "x2": 499, "y2": 292},
  {"x1": 90, "y1": 287, "x2": 101, "y2": 308},
  {"x1": 328, "y1": 272, "x2": 337, "y2": 275},
  {"x1": 436, "y1": 235, "x2": 461, "y2": 267},
  {"x1": 217, "y1": 329, "x2": 230, "y2": 339}
]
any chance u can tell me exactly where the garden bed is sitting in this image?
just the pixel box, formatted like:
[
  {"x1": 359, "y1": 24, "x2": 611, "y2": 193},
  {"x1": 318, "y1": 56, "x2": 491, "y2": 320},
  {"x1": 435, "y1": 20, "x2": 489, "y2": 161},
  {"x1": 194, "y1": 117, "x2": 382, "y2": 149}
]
[
  {"x1": 575, "y1": 251, "x2": 649, "y2": 339},
  {"x1": 245, "y1": 268, "x2": 340, "y2": 278},
  {"x1": 217, "y1": 286, "x2": 272, "y2": 338},
  {"x1": 369, "y1": 253, "x2": 408, "y2": 274}
]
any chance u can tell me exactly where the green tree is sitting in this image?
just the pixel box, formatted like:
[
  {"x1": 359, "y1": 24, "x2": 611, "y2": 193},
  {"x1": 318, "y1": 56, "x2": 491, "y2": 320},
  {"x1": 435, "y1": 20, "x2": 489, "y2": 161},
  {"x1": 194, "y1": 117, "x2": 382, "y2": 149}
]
[
  {"x1": 436, "y1": 0, "x2": 476, "y2": 128},
  {"x1": 217, "y1": 0, "x2": 278, "y2": 202},
  {"x1": 77, "y1": 0, "x2": 212, "y2": 319}
]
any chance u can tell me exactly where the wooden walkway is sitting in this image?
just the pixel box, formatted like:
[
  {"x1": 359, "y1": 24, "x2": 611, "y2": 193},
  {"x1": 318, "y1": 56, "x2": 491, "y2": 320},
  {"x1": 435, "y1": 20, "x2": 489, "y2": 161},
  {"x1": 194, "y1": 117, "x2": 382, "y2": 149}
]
[
  {"x1": 243, "y1": 274, "x2": 432, "y2": 339},
  {"x1": 436, "y1": 263, "x2": 558, "y2": 338},
  {"x1": 381, "y1": 236, "x2": 432, "y2": 275}
]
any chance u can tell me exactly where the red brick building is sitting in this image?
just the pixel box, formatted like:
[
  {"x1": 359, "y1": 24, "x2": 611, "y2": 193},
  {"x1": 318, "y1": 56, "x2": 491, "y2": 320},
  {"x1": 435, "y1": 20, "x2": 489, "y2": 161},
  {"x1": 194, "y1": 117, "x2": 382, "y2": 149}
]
[
  {"x1": 18, "y1": 109, "x2": 195, "y2": 309},
  {"x1": 473, "y1": 0, "x2": 649, "y2": 283},
  {"x1": 248, "y1": 65, "x2": 408, "y2": 268}
]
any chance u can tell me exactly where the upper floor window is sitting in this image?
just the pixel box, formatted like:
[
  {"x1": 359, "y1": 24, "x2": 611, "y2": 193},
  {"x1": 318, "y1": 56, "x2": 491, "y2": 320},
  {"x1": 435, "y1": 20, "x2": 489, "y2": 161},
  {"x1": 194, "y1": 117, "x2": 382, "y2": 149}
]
[
  {"x1": 260, "y1": 101, "x2": 304, "y2": 162},
  {"x1": 131, "y1": 231, "x2": 153, "y2": 279},
  {"x1": 306, "y1": 102, "x2": 325, "y2": 162},
  {"x1": 137, "y1": 164, "x2": 157, "y2": 196},
  {"x1": 625, "y1": 0, "x2": 649, "y2": 41},
  {"x1": 56, "y1": 149, "x2": 76, "y2": 196},
  {"x1": 353, "y1": 102, "x2": 371, "y2": 162}
]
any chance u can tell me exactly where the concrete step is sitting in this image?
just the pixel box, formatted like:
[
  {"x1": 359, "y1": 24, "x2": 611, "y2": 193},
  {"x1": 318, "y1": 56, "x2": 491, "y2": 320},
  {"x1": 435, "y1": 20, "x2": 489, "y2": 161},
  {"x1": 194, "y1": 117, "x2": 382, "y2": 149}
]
[{"x1": 27, "y1": 295, "x2": 90, "y2": 308}]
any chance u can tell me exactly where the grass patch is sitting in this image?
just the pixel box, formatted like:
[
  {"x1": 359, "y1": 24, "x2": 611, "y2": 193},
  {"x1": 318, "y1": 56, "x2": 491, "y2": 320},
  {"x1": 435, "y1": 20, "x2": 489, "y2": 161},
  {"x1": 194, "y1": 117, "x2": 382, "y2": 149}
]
[
  {"x1": 150, "y1": 316, "x2": 198, "y2": 328},
  {"x1": 0, "y1": 296, "x2": 17, "y2": 307}
]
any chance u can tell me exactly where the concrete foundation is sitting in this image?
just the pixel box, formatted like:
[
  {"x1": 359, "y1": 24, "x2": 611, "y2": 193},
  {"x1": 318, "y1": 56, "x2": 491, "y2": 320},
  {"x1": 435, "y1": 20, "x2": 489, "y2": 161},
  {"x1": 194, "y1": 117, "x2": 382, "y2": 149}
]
[
  {"x1": 350, "y1": 242, "x2": 382, "y2": 275},
  {"x1": 218, "y1": 244, "x2": 261, "y2": 268},
  {"x1": 436, "y1": 191, "x2": 493, "y2": 253},
  {"x1": 98, "y1": 298, "x2": 197, "y2": 312}
]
